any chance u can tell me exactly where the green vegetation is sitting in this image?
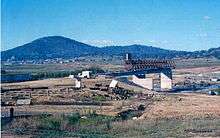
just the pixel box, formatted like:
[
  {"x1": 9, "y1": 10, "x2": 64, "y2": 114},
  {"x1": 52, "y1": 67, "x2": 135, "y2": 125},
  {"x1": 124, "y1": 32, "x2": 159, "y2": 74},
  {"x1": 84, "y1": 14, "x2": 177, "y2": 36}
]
[
  {"x1": 31, "y1": 71, "x2": 77, "y2": 80},
  {"x1": 93, "y1": 95, "x2": 107, "y2": 101},
  {"x1": 212, "y1": 88, "x2": 220, "y2": 95},
  {"x1": 3, "y1": 114, "x2": 220, "y2": 137},
  {"x1": 88, "y1": 66, "x2": 105, "y2": 74},
  {"x1": 30, "y1": 66, "x2": 105, "y2": 80},
  {"x1": 112, "y1": 87, "x2": 134, "y2": 100},
  {"x1": 39, "y1": 115, "x2": 62, "y2": 130},
  {"x1": 1, "y1": 65, "x2": 105, "y2": 82},
  {"x1": 67, "y1": 113, "x2": 80, "y2": 125}
]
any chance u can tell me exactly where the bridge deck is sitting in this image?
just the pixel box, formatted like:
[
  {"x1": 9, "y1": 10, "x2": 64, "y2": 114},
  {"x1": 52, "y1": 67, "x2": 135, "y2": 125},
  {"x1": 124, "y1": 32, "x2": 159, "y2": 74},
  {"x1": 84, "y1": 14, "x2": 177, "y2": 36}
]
[
  {"x1": 105, "y1": 68, "x2": 172, "y2": 77},
  {"x1": 125, "y1": 59, "x2": 175, "y2": 71}
]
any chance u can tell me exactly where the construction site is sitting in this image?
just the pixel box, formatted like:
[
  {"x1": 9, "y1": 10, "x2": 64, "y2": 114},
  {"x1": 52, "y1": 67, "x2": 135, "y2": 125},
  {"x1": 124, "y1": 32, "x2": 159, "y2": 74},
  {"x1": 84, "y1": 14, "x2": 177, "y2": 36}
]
[{"x1": 1, "y1": 54, "x2": 220, "y2": 137}]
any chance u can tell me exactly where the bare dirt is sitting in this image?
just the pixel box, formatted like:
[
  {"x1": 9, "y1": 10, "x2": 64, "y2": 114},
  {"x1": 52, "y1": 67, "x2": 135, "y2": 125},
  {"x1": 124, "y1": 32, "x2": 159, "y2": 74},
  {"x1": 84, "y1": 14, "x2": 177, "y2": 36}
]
[
  {"x1": 1, "y1": 66, "x2": 220, "y2": 120},
  {"x1": 140, "y1": 93, "x2": 220, "y2": 119},
  {"x1": 175, "y1": 66, "x2": 220, "y2": 74},
  {"x1": 1, "y1": 77, "x2": 76, "y2": 89},
  {"x1": 139, "y1": 66, "x2": 220, "y2": 120}
]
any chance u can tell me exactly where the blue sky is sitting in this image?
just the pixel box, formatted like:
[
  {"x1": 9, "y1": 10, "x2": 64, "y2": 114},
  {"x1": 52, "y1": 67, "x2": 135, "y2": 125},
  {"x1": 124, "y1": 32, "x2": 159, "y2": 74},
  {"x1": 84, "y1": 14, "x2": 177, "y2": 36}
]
[{"x1": 1, "y1": 0, "x2": 220, "y2": 51}]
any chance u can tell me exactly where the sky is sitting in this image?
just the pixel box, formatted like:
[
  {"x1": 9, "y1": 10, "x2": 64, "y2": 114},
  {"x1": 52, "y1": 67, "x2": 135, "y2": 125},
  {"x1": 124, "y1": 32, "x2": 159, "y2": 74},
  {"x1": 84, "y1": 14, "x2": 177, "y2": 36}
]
[{"x1": 1, "y1": 0, "x2": 220, "y2": 51}]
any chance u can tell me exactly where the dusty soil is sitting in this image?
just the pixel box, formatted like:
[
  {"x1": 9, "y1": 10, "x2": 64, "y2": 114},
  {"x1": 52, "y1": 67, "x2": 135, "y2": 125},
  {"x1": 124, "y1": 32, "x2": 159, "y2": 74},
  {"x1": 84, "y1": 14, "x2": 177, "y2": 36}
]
[
  {"x1": 140, "y1": 93, "x2": 220, "y2": 119},
  {"x1": 2, "y1": 66, "x2": 220, "y2": 120},
  {"x1": 1, "y1": 77, "x2": 76, "y2": 89},
  {"x1": 175, "y1": 66, "x2": 220, "y2": 74},
  {"x1": 1, "y1": 76, "x2": 145, "y2": 92}
]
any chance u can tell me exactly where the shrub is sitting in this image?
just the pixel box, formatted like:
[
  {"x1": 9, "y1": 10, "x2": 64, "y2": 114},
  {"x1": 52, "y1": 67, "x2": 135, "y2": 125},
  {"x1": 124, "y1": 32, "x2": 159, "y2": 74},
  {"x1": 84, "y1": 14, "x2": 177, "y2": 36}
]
[
  {"x1": 49, "y1": 119, "x2": 61, "y2": 130},
  {"x1": 39, "y1": 116, "x2": 62, "y2": 130},
  {"x1": 68, "y1": 113, "x2": 80, "y2": 125},
  {"x1": 93, "y1": 95, "x2": 106, "y2": 101},
  {"x1": 88, "y1": 67, "x2": 105, "y2": 74}
]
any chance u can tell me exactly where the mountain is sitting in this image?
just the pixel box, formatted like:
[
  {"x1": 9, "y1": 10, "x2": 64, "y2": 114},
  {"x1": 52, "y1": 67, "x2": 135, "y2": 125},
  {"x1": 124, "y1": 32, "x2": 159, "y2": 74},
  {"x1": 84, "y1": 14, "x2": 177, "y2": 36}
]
[
  {"x1": 206, "y1": 47, "x2": 220, "y2": 59},
  {"x1": 1, "y1": 36, "x2": 219, "y2": 61},
  {"x1": 100, "y1": 45, "x2": 191, "y2": 59},
  {"x1": 1, "y1": 36, "x2": 100, "y2": 61}
]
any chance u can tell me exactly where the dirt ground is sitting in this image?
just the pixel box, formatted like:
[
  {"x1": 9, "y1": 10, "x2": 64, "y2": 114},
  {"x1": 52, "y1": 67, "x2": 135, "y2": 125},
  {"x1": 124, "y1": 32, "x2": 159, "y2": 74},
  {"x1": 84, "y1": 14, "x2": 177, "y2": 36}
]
[
  {"x1": 1, "y1": 66, "x2": 220, "y2": 137},
  {"x1": 140, "y1": 93, "x2": 220, "y2": 119},
  {"x1": 139, "y1": 66, "x2": 220, "y2": 120},
  {"x1": 1, "y1": 76, "x2": 145, "y2": 92},
  {"x1": 1, "y1": 66, "x2": 220, "y2": 119},
  {"x1": 2, "y1": 92, "x2": 219, "y2": 119},
  {"x1": 1, "y1": 77, "x2": 76, "y2": 89},
  {"x1": 175, "y1": 66, "x2": 220, "y2": 74}
]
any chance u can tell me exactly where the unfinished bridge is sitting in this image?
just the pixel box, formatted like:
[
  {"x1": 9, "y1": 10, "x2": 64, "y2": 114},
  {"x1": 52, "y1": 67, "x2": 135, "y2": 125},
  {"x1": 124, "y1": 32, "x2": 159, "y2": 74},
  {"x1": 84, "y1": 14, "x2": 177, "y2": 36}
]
[{"x1": 109, "y1": 54, "x2": 175, "y2": 90}]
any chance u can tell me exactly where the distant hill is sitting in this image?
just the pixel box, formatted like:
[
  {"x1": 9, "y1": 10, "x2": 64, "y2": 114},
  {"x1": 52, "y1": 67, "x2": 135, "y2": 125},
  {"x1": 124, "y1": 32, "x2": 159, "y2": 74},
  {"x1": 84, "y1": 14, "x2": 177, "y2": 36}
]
[
  {"x1": 1, "y1": 36, "x2": 219, "y2": 61},
  {"x1": 1, "y1": 36, "x2": 100, "y2": 60}
]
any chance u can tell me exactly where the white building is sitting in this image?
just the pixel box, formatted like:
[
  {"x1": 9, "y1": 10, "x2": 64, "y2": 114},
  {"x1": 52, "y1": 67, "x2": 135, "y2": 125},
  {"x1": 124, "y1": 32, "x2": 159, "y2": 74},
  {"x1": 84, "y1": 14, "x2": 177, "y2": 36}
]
[{"x1": 78, "y1": 71, "x2": 91, "y2": 78}]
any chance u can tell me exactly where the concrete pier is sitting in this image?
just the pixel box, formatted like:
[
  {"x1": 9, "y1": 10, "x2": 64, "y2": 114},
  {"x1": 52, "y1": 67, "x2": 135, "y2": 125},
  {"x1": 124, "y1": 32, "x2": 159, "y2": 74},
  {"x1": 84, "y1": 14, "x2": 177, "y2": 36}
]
[
  {"x1": 131, "y1": 68, "x2": 172, "y2": 90},
  {"x1": 132, "y1": 75, "x2": 153, "y2": 90},
  {"x1": 160, "y1": 72, "x2": 172, "y2": 90}
]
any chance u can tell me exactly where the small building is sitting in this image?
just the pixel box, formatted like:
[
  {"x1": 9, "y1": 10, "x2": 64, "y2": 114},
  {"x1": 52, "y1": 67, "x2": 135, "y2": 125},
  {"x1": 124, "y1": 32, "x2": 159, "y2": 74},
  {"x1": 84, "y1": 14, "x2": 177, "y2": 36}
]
[{"x1": 78, "y1": 71, "x2": 91, "y2": 78}]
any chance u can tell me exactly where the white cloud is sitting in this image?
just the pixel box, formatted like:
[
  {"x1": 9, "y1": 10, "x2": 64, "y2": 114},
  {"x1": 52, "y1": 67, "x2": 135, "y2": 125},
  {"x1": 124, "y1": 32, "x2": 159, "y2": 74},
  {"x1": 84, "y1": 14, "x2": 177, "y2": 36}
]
[
  {"x1": 82, "y1": 39, "x2": 171, "y2": 46},
  {"x1": 133, "y1": 40, "x2": 142, "y2": 43},
  {"x1": 149, "y1": 40, "x2": 156, "y2": 43},
  {"x1": 147, "y1": 39, "x2": 170, "y2": 45},
  {"x1": 82, "y1": 39, "x2": 114, "y2": 46}
]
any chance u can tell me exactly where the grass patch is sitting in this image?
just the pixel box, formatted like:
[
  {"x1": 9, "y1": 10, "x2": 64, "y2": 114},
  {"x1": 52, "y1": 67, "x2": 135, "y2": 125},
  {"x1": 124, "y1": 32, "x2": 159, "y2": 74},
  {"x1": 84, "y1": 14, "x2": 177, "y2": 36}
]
[
  {"x1": 93, "y1": 95, "x2": 107, "y2": 101},
  {"x1": 3, "y1": 113, "x2": 220, "y2": 137}
]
